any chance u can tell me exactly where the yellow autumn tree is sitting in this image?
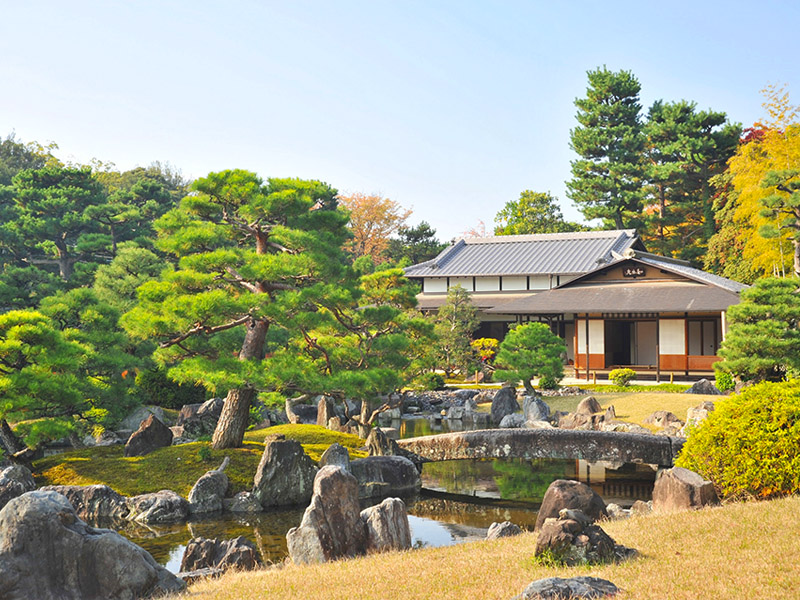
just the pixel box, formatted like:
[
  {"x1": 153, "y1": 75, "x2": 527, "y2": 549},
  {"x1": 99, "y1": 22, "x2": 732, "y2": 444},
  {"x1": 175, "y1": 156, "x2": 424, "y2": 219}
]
[
  {"x1": 727, "y1": 86, "x2": 800, "y2": 277},
  {"x1": 338, "y1": 192, "x2": 412, "y2": 262}
]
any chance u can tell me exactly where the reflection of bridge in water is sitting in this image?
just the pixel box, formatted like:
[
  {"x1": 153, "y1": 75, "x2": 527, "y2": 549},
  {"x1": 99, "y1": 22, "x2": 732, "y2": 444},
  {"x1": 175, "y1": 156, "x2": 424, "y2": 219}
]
[{"x1": 397, "y1": 428, "x2": 683, "y2": 468}]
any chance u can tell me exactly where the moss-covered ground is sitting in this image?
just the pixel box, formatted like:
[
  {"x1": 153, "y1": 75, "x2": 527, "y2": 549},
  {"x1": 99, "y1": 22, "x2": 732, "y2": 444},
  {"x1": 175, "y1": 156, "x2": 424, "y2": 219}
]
[{"x1": 33, "y1": 424, "x2": 366, "y2": 498}]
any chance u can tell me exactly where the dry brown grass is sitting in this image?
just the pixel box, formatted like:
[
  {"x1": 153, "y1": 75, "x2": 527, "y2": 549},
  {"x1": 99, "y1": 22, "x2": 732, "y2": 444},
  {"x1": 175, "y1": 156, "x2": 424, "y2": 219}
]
[{"x1": 173, "y1": 496, "x2": 800, "y2": 600}]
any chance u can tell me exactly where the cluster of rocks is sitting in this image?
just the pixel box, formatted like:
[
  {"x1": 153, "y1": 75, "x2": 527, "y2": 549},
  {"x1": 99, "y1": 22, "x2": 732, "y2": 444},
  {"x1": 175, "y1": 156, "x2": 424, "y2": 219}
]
[{"x1": 287, "y1": 465, "x2": 412, "y2": 563}]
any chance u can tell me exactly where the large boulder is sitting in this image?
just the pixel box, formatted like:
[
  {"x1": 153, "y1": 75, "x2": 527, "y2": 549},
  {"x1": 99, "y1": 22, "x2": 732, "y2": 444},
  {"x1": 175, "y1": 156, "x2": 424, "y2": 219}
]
[
  {"x1": 491, "y1": 387, "x2": 520, "y2": 424},
  {"x1": 685, "y1": 378, "x2": 722, "y2": 395},
  {"x1": 575, "y1": 396, "x2": 602, "y2": 415},
  {"x1": 360, "y1": 497, "x2": 412, "y2": 553},
  {"x1": 366, "y1": 427, "x2": 401, "y2": 457},
  {"x1": 252, "y1": 434, "x2": 317, "y2": 508},
  {"x1": 535, "y1": 480, "x2": 607, "y2": 530},
  {"x1": 181, "y1": 397, "x2": 224, "y2": 439},
  {"x1": 512, "y1": 577, "x2": 619, "y2": 600},
  {"x1": 0, "y1": 465, "x2": 36, "y2": 511},
  {"x1": 124, "y1": 414, "x2": 173, "y2": 457},
  {"x1": 0, "y1": 491, "x2": 184, "y2": 600},
  {"x1": 486, "y1": 521, "x2": 522, "y2": 540},
  {"x1": 38, "y1": 484, "x2": 129, "y2": 521},
  {"x1": 119, "y1": 405, "x2": 166, "y2": 431},
  {"x1": 188, "y1": 458, "x2": 230, "y2": 514},
  {"x1": 523, "y1": 396, "x2": 551, "y2": 423},
  {"x1": 127, "y1": 490, "x2": 190, "y2": 524},
  {"x1": 652, "y1": 467, "x2": 719, "y2": 512},
  {"x1": 287, "y1": 466, "x2": 367, "y2": 564},
  {"x1": 350, "y1": 456, "x2": 421, "y2": 499},
  {"x1": 180, "y1": 536, "x2": 262, "y2": 572},
  {"x1": 176, "y1": 402, "x2": 202, "y2": 426},
  {"x1": 286, "y1": 403, "x2": 318, "y2": 425},
  {"x1": 319, "y1": 442, "x2": 351, "y2": 471}
]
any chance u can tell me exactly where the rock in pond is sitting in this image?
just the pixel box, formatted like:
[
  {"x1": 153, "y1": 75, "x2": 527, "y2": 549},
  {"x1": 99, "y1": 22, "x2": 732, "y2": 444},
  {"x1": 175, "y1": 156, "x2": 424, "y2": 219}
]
[
  {"x1": 350, "y1": 455, "x2": 421, "y2": 499},
  {"x1": 127, "y1": 490, "x2": 190, "y2": 524},
  {"x1": 0, "y1": 491, "x2": 184, "y2": 600},
  {"x1": 188, "y1": 457, "x2": 230, "y2": 514},
  {"x1": 523, "y1": 395, "x2": 551, "y2": 423},
  {"x1": 39, "y1": 484, "x2": 129, "y2": 521},
  {"x1": 535, "y1": 480, "x2": 607, "y2": 530},
  {"x1": 252, "y1": 434, "x2": 317, "y2": 508},
  {"x1": 0, "y1": 464, "x2": 36, "y2": 511},
  {"x1": 180, "y1": 536, "x2": 262, "y2": 572},
  {"x1": 512, "y1": 576, "x2": 619, "y2": 599},
  {"x1": 222, "y1": 491, "x2": 262, "y2": 513},
  {"x1": 361, "y1": 497, "x2": 412, "y2": 553},
  {"x1": 499, "y1": 413, "x2": 526, "y2": 429},
  {"x1": 124, "y1": 414, "x2": 173, "y2": 457},
  {"x1": 652, "y1": 467, "x2": 719, "y2": 512},
  {"x1": 287, "y1": 466, "x2": 367, "y2": 564}
]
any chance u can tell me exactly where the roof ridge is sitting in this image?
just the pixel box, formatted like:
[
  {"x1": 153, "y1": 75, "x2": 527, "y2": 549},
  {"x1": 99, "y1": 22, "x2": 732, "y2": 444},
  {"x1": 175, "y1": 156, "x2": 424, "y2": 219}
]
[{"x1": 460, "y1": 229, "x2": 636, "y2": 244}]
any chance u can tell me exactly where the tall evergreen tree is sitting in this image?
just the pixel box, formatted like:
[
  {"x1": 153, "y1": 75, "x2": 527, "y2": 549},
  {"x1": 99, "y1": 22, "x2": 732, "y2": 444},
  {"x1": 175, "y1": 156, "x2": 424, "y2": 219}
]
[
  {"x1": 122, "y1": 170, "x2": 351, "y2": 449},
  {"x1": 494, "y1": 191, "x2": 584, "y2": 235},
  {"x1": 642, "y1": 100, "x2": 740, "y2": 261},
  {"x1": 567, "y1": 67, "x2": 646, "y2": 229}
]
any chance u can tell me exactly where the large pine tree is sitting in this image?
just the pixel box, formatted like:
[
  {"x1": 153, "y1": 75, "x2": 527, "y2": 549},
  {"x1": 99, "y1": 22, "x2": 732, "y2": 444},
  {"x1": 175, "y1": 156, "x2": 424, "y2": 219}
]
[{"x1": 567, "y1": 67, "x2": 646, "y2": 229}]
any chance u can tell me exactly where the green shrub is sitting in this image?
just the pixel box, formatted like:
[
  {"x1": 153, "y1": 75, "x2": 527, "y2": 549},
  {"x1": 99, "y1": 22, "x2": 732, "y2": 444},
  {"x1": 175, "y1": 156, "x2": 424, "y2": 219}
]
[
  {"x1": 197, "y1": 445, "x2": 212, "y2": 462},
  {"x1": 412, "y1": 372, "x2": 446, "y2": 390},
  {"x1": 676, "y1": 380, "x2": 800, "y2": 499},
  {"x1": 608, "y1": 368, "x2": 636, "y2": 386},
  {"x1": 538, "y1": 375, "x2": 560, "y2": 390},
  {"x1": 714, "y1": 371, "x2": 735, "y2": 393},
  {"x1": 494, "y1": 323, "x2": 566, "y2": 395},
  {"x1": 135, "y1": 367, "x2": 206, "y2": 409}
]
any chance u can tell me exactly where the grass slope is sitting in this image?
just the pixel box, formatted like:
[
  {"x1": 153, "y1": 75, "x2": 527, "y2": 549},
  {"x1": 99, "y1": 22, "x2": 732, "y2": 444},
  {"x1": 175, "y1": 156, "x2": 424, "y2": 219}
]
[
  {"x1": 33, "y1": 424, "x2": 366, "y2": 497},
  {"x1": 174, "y1": 496, "x2": 800, "y2": 600}
]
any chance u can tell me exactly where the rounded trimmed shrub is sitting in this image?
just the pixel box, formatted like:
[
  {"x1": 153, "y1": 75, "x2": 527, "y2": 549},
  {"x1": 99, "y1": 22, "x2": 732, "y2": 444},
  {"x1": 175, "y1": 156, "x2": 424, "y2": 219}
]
[
  {"x1": 608, "y1": 368, "x2": 636, "y2": 386},
  {"x1": 676, "y1": 380, "x2": 800, "y2": 499}
]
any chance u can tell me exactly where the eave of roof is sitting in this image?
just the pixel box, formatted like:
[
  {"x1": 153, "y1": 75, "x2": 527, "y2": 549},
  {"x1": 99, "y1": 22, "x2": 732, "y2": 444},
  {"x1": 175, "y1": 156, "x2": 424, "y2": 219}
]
[
  {"x1": 416, "y1": 292, "x2": 534, "y2": 311},
  {"x1": 486, "y1": 282, "x2": 742, "y2": 314}
]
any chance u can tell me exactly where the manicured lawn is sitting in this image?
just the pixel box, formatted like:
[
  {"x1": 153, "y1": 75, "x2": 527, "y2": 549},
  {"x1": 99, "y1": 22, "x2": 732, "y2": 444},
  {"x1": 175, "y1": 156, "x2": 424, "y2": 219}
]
[
  {"x1": 33, "y1": 424, "x2": 366, "y2": 497},
  {"x1": 171, "y1": 496, "x2": 800, "y2": 600}
]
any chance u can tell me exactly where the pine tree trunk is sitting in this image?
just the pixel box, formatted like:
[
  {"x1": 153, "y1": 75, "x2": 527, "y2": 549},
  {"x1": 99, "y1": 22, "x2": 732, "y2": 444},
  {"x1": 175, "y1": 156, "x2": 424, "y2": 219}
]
[
  {"x1": 794, "y1": 240, "x2": 800, "y2": 278},
  {"x1": 211, "y1": 387, "x2": 256, "y2": 449},
  {"x1": 0, "y1": 419, "x2": 27, "y2": 454},
  {"x1": 211, "y1": 317, "x2": 269, "y2": 449}
]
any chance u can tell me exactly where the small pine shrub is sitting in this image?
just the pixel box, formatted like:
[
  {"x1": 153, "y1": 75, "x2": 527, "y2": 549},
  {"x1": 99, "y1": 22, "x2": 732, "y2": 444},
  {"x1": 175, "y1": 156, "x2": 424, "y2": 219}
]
[
  {"x1": 538, "y1": 375, "x2": 560, "y2": 390},
  {"x1": 608, "y1": 368, "x2": 636, "y2": 386},
  {"x1": 715, "y1": 371, "x2": 735, "y2": 393},
  {"x1": 197, "y1": 446, "x2": 212, "y2": 462},
  {"x1": 676, "y1": 380, "x2": 800, "y2": 499},
  {"x1": 412, "y1": 372, "x2": 446, "y2": 391}
]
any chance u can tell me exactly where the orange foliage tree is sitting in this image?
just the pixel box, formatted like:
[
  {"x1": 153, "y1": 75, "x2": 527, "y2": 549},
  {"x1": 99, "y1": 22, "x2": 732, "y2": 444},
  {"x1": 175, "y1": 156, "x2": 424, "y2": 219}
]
[{"x1": 338, "y1": 193, "x2": 412, "y2": 262}]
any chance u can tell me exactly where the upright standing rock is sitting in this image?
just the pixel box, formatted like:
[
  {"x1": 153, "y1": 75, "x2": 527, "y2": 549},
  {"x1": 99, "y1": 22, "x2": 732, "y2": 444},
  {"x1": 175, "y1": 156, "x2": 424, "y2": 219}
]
[
  {"x1": 319, "y1": 442, "x2": 351, "y2": 471},
  {"x1": 316, "y1": 396, "x2": 336, "y2": 428},
  {"x1": 287, "y1": 466, "x2": 367, "y2": 564},
  {"x1": 491, "y1": 386, "x2": 520, "y2": 425},
  {"x1": 124, "y1": 414, "x2": 173, "y2": 457},
  {"x1": 188, "y1": 458, "x2": 230, "y2": 514},
  {"x1": 535, "y1": 480, "x2": 607, "y2": 530},
  {"x1": 652, "y1": 467, "x2": 719, "y2": 512},
  {"x1": 523, "y1": 396, "x2": 550, "y2": 423},
  {"x1": 0, "y1": 491, "x2": 184, "y2": 600},
  {"x1": 252, "y1": 435, "x2": 317, "y2": 508},
  {"x1": 361, "y1": 497, "x2": 412, "y2": 552}
]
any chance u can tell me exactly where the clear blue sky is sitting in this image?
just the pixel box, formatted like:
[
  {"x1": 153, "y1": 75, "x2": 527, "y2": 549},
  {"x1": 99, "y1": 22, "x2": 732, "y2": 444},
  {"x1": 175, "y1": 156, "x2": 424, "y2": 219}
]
[{"x1": 2, "y1": 1, "x2": 798, "y2": 240}]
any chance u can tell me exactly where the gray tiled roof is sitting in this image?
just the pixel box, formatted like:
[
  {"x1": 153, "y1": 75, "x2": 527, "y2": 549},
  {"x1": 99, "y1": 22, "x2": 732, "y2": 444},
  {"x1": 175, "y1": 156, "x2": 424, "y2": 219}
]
[
  {"x1": 633, "y1": 254, "x2": 748, "y2": 293},
  {"x1": 404, "y1": 230, "x2": 641, "y2": 277}
]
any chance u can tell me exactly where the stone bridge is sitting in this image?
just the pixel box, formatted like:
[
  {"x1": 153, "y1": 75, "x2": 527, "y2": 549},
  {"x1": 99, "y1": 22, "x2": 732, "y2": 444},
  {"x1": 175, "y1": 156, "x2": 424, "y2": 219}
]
[{"x1": 396, "y1": 428, "x2": 683, "y2": 468}]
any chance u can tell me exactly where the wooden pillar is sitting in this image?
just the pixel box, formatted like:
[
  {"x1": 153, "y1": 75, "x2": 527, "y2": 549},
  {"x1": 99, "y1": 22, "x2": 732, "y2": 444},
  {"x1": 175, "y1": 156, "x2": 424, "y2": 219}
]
[
  {"x1": 584, "y1": 313, "x2": 590, "y2": 382},
  {"x1": 655, "y1": 316, "x2": 661, "y2": 384},
  {"x1": 684, "y1": 312, "x2": 689, "y2": 377}
]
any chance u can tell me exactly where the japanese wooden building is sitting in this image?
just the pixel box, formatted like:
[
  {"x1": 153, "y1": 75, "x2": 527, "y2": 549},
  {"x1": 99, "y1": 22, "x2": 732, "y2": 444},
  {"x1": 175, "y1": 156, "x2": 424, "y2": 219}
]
[{"x1": 405, "y1": 231, "x2": 747, "y2": 380}]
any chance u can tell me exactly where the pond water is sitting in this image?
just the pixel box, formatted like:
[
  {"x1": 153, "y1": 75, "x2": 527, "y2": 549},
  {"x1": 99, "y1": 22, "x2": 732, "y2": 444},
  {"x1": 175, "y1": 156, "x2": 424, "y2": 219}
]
[{"x1": 114, "y1": 454, "x2": 655, "y2": 572}]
